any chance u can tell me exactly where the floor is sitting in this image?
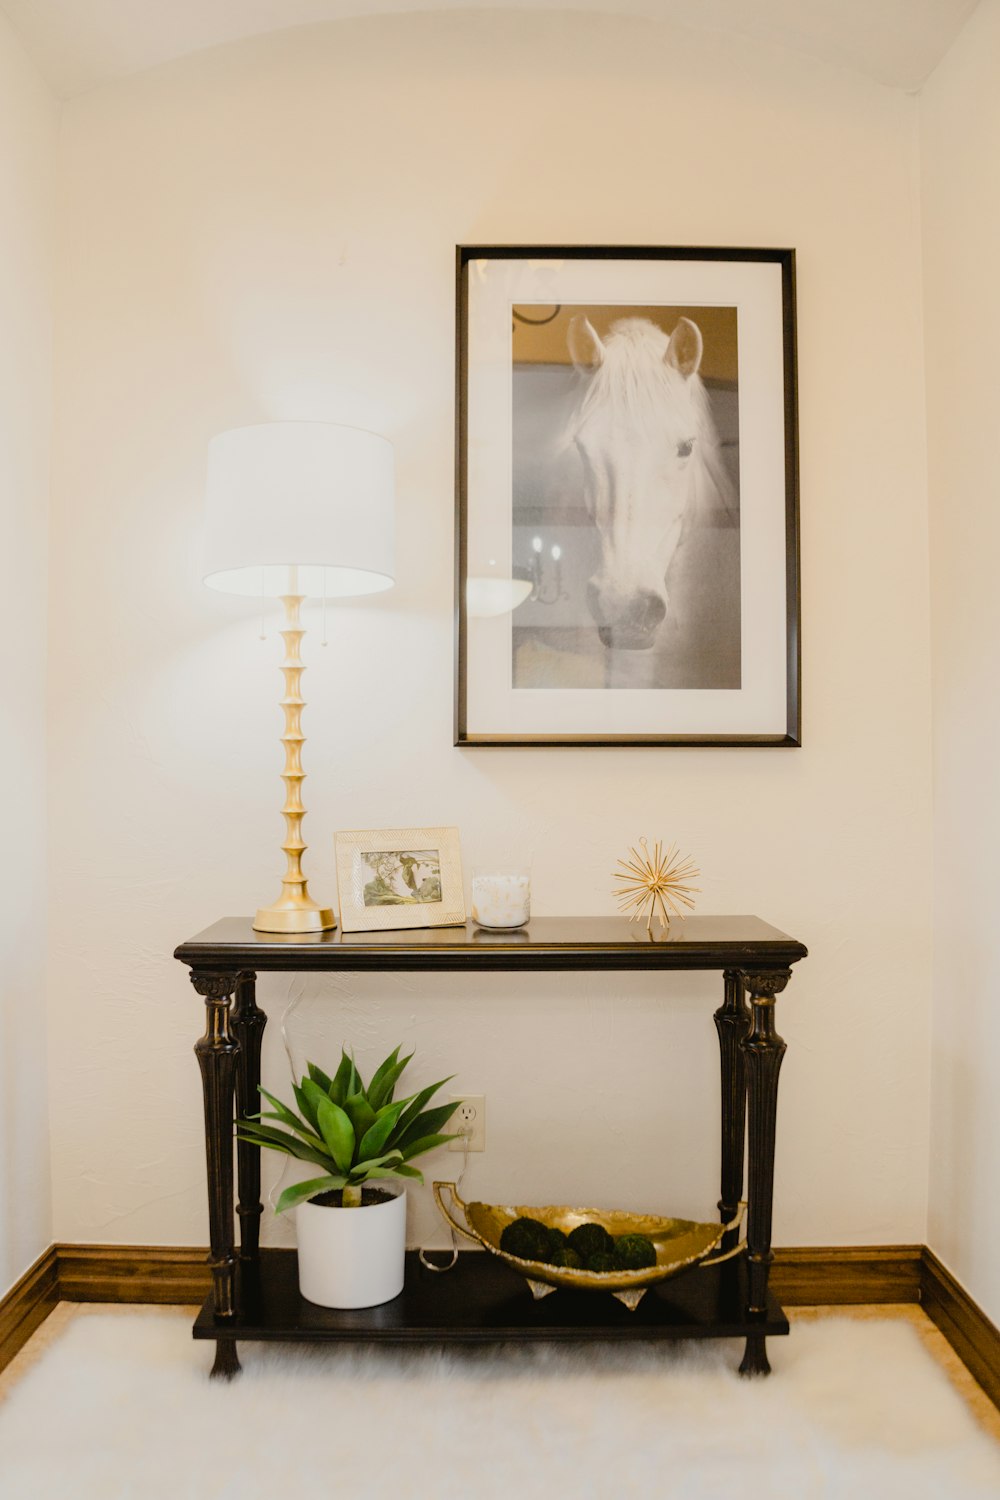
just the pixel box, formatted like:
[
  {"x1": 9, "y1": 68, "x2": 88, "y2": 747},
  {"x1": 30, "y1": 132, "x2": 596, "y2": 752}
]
[
  {"x1": 5, "y1": 1301, "x2": 996, "y2": 1439},
  {"x1": 792, "y1": 1305, "x2": 1000, "y2": 1442},
  {"x1": 1, "y1": 1300, "x2": 998, "y2": 1499}
]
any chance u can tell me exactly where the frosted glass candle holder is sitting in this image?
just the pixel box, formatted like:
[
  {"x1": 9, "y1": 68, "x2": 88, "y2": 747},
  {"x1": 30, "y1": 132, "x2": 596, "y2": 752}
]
[{"x1": 471, "y1": 867, "x2": 531, "y2": 930}]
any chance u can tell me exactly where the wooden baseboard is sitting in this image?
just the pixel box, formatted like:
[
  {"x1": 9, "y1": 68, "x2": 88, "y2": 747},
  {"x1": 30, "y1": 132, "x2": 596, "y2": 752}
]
[
  {"x1": 0, "y1": 1247, "x2": 59, "y2": 1374},
  {"x1": 56, "y1": 1244, "x2": 210, "y2": 1305},
  {"x1": 921, "y1": 1248, "x2": 1000, "y2": 1412},
  {"x1": 53, "y1": 1244, "x2": 926, "y2": 1310},
  {"x1": 773, "y1": 1245, "x2": 923, "y2": 1305},
  {"x1": 1, "y1": 1240, "x2": 997, "y2": 1412}
]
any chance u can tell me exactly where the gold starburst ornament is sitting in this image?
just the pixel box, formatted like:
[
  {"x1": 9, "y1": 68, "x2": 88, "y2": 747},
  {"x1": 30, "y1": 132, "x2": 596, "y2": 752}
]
[{"x1": 613, "y1": 837, "x2": 700, "y2": 933}]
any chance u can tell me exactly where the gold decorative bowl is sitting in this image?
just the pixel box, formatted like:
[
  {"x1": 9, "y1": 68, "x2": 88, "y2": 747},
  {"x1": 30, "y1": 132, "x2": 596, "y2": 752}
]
[{"x1": 433, "y1": 1182, "x2": 745, "y2": 1310}]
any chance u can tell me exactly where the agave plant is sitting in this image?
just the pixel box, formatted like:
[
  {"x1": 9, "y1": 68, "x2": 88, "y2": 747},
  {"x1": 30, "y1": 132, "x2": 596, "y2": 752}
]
[{"x1": 237, "y1": 1046, "x2": 460, "y2": 1212}]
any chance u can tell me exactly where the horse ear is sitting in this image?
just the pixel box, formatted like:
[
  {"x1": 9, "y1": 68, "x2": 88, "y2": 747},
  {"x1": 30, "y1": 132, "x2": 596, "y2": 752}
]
[
  {"x1": 665, "y1": 317, "x2": 703, "y2": 378},
  {"x1": 568, "y1": 316, "x2": 604, "y2": 372}
]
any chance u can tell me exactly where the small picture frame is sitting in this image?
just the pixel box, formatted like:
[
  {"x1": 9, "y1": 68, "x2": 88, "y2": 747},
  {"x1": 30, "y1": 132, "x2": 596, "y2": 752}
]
[{"x1": 334, "y1": 826, "x2": 466, "y2": 933}]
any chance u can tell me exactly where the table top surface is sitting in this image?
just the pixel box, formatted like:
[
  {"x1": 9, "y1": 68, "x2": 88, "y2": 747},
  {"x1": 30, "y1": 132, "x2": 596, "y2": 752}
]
[{"x1": 175, "y1": 915, "x2": 807, "y2": 973}]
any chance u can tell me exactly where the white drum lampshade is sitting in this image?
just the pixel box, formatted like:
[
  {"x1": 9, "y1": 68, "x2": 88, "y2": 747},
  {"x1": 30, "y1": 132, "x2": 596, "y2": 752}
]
[
  {"x1": 204, "y1": 422, "x2": 395, "y2": 598},
  {"x1": 203, "y1": 421, "x2": 396, "y2": 935}
]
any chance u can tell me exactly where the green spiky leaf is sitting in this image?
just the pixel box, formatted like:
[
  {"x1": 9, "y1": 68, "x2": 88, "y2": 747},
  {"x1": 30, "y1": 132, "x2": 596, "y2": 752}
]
[
  {"x1": 398, "y1": 1131, "x2": 457, "y2": 1162},
  {"x1": 368, "y1": 1047, "x2": 413, "y2": 1111},
  {"x1": 236, "y1": 1130, "x2": 296, "y2": 1158},
  {"x1": 275, "y1": 1175, "x2": 347, "y2": 1214},
  {"x1": 393, "y1": 1078, "x2": 456, "y2": 1139},
  {"x1": 306, "y1": 1062, "x2": 334, "y2": 1095},
  {"x1": 396, "y1": 1100, "x2": 461, "y2": 1152},
  {"x1": 359, "y1": 1100, "x2": 406, "y2": 1161},
  {"x1": 258, "y1": 1113, "x2": 324, "y2": 1150},
  {"x1": 316, "y1": 1096, "x2": 356, "y2": 1174},
  {"x1": 365, "y1": 1045, "x2": 399, "y2": 1099},
  {"x1": 350, "y1": 1150, "x2": 404, "y2": 1180},
  {"x1": 329, "y1": 1051, "x2": 359, "y2": 1107},
  {"x1": 293, "y1": 1083, "x2": 321, "y2": 1133},
  {"x1": 257, "y1": 1088, "x2": 323, "y2": 1145},
  {"x1": 342, "y1": 1091, "x2": 377, "y2": 1144},
  {"x1": 302, "y1": 1076, "x2": 338, "y2": 1126},
  {"x1": 235, "y1": 1120, "x2": 333, "y2": 1170}
]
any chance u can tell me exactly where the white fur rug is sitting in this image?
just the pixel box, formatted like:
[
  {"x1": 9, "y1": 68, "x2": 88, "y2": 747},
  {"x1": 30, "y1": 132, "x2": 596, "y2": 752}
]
[{"x1": 2, "y1": 1310, "x2": 999, "y2": 1499}]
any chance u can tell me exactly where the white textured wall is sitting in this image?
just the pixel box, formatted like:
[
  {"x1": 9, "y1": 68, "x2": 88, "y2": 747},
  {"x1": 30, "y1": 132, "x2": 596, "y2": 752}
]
[
  {"x1": 0, "y1": 13, "x2": 55, "y2": 1294},
  {"x1": 921, "y1": 0, "x2": 1000, "y2": 1326},
  {"x1": 49, "y1": 11, "x2": 933, "y2": 1253}
]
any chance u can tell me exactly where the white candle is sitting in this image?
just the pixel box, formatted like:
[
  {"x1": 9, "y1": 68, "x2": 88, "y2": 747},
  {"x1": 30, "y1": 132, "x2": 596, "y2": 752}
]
[{"x1": 471, "y1": 872, "x2": 531, "y2": 929}]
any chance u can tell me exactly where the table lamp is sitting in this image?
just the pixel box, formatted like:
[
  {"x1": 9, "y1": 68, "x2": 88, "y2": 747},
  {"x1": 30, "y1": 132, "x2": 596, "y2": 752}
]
[{"x1": 203, "y1": 421, "x2": 395, "y2": 934}]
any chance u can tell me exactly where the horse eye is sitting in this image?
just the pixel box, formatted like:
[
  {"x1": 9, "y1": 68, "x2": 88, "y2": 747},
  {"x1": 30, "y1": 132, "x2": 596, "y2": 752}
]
[{"x1": 677, "y1": 438, "x2": 695, "y2": 459}]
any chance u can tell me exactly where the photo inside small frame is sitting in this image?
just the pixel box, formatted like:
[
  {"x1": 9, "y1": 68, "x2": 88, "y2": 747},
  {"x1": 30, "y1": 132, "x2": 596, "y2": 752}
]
[
  {"x1": 511, "y1": 302, "x2": 741, "y2": 692},
  {"x1": 355, "y1": 848, "x2": 443, "y2": 907}
]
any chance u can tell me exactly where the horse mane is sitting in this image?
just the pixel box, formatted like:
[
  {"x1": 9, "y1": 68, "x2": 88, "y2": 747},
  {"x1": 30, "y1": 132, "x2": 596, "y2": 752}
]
[
  {"x1": 567, "y1": 319, "x2": 683, "y2": 441},
  {"x1": 565, "y1": 317, "x2": 737, "y2": 521},
  {"x1": 689, "y1": 370, "x2": 738, "y2": 521}
]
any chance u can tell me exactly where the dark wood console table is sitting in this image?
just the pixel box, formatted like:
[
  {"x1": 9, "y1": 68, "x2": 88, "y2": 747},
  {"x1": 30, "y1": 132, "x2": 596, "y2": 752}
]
[{"x1": 174, "y1": 915, "x2": 807, "y2": 1379}]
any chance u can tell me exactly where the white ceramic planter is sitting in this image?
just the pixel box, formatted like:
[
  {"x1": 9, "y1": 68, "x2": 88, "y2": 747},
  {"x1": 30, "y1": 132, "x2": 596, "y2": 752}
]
[{"x1": 296, "y1": 1182, "x2": 406, "y2": 1309}]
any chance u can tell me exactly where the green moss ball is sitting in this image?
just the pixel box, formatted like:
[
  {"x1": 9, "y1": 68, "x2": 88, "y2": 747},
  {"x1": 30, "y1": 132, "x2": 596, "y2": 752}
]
[
  {"x1": 613, "y1": 1233, "x2": 657, "y2": 1270},
  {"x1": 567, "y1": 1222, "x2": 614, "y2": 1260},
  {"x1": 545, "y1": 1227, "x2": 570, "y2": 1255},
  {"x1": 499, "y1": 1216, "x2": 552, "y2": 1262},
  {"x1": 585, "y1": 1251, "x2": 617, "y2": 1274},
  {"x1": 548, "y1": 1246, "x2": 583, "y2": 1269}
]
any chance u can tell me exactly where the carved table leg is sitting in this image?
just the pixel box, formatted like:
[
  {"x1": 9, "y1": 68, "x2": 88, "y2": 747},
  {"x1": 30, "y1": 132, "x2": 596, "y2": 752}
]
[
  {"x1": 232, "y1": 973, "x2": 266, "y2": 1262},
  {"x1": 714, "y1": 969, "x2": 750, "y2": 1251},
  {"x1": 738, "y1": 968, "x2": 789, "y2": 1378},
  {"x1": 192, "y1": 970, "x2": 241, "y2": 1379}
]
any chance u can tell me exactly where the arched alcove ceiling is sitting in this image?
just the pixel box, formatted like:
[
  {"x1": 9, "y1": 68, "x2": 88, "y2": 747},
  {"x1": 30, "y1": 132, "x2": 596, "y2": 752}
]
[{"x1": 0, "y1": 0, "x2": 981, "y2": 99}]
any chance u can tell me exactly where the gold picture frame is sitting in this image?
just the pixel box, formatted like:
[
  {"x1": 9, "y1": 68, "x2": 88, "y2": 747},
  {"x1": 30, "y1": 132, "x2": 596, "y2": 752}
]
[{"x1": 334, "y1": 826, "x2": 466, "y2": 933}]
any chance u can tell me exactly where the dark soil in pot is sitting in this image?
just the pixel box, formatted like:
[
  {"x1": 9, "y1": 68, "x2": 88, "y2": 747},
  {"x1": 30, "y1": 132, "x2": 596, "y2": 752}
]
[{"x1": 311, "y1": 1187, "x2": 396, "y2": 1208}]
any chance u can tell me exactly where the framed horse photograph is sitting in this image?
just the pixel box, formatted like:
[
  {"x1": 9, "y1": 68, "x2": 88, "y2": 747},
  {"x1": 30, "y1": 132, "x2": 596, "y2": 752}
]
[{"x1": 455, "y1": 245, "x2": 800, "y2": 746}]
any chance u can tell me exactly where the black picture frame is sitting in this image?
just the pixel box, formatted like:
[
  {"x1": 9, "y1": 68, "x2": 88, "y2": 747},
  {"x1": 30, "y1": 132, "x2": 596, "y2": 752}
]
[{"x1": 455, "y1": 245, "x2": 800, "y2": 747}]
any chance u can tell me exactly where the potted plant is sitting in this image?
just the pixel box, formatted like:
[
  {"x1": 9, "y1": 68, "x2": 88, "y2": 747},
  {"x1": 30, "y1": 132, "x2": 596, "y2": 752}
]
[{"x1": 237, "y1": 1046, "x2": 459, "y2": 1309}]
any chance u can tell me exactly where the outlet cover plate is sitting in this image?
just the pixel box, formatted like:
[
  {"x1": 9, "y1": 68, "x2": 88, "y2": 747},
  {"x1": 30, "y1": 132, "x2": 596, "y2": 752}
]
[{"x1": 449, "y1": 1094, "x2": 486, "y2": 1151}]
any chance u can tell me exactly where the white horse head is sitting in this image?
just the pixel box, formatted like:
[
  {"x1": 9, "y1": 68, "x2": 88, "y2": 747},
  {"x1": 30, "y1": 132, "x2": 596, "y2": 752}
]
[{"x1": 567, "y1": 314, "x2": 733, "y2": 651}]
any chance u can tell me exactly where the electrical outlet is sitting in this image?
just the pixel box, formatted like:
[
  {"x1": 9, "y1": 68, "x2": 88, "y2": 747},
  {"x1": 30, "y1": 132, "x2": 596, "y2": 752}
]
[{"x1": 449, "y1": 1094, "x2": 486, "y2": 1151}]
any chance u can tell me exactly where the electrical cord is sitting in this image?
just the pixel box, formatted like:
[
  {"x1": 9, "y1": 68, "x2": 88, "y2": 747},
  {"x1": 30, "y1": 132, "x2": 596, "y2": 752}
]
[{"x1": 417, "y1": 1131, "x2": 470, "y2": 1273}]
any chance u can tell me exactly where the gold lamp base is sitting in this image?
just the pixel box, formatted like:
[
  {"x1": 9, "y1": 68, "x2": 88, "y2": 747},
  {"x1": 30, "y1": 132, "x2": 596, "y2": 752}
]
[
  {"x1": 253, "y1": 900, "x2": 336, "y2": 935},
  {"x1": 252, "y1": 581, "x2": 337, "y2": 937}
]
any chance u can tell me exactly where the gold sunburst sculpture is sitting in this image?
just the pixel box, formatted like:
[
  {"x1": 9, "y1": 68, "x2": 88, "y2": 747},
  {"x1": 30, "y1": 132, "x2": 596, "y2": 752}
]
[{"x1": 613, "y1": 838, "x2": 700, "y2": 933}]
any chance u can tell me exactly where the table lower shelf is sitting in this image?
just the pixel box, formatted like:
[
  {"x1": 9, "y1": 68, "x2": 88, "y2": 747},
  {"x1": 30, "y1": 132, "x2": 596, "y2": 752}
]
[{"x1": 193, "y1": 1250, "x2": 788, "y2": 1346}]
